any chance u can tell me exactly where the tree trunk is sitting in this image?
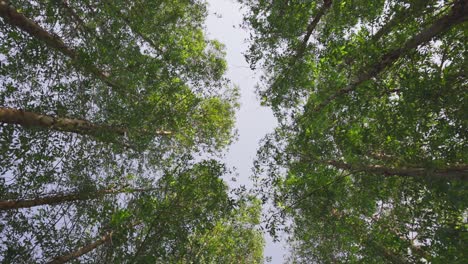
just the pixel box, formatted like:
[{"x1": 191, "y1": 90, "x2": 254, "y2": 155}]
[
  {"x1": 272, "y1": 0, "x2": 332, "y2": 91},
  {"x1": 0, "y1": 106, "x2": 124, "y2": 136},
  {"x1": 295, "y1": 0, "x2": 332, "y2": 59},
  {"x1": 369, "y1": 0, "x2": 430, "y2": 44},
  {"x1": 313, "y1": 0, "x2": 468, "y2": 112},
  {"x1": 0, "y1": 107, "x2": 171, "y2": 139},
  {"x1": 342, "y1": 2, "x2": 426, "y2": 66},
  {"x1": 0, "y1": 1, "x2": 125, "y2": 96},
  {"x1": 0, "y1": 187, "x2": 156, "y2": 210},
  {"x1": 47, "y1": 231, "x2": 113, "y2": 264},
  {"x1": 325, "y1": 160, "x2": 468, "y2": 181}
]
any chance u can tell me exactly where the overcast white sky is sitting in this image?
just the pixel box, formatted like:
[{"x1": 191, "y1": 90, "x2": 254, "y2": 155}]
[{"x1": 205, "y1": 0, "x2": 287, "y2": 262}]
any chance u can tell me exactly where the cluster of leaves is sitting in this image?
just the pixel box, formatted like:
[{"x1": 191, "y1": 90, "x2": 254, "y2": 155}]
[
  {"x1": 243, "y1": 0, "x2": 467, "y2": 262},
  {"x1": 0, "y1": 0, "x2": 262, "y2": 262}
]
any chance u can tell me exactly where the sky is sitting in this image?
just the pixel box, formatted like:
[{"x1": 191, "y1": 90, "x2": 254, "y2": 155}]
[{"x1": 205, "y1": 0, "x2": 287, "y2": 262}]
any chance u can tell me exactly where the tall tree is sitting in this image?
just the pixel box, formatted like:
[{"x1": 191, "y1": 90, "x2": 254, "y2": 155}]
[
  {"x1": 81, "y1": 160, "x2": 263, "y2": 263},
  {"x1": 0, "y1": 0, "x2": 237, "y2": 201},
  {"x1": 0, "y1": 0, "x2": 237, "y2": 151},
  {"x1": 1, "y1": 160, "x2": 264, "y2": 263},
  {"x1": 0, "y1": 0, "x2": 259, "y2": 262},
  {"x1": 243, "y1": 0, "x2": 468, "y2": 262}
]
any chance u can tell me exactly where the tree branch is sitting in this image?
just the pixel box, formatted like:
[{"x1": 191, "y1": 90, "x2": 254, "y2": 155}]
[
  {"x1": 0, "y1": 187, "x2": 157, "y2": 210},
  {"x1": 325, "y1": 160, "x2": 468, "y2": 181},
  {"x1": 47, "y1": 231, "x2": 113, "y2": 264}
]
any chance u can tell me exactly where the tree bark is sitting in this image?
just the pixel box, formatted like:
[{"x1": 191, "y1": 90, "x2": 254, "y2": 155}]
[
  {"x1": 312, "y1": 0, "x2": 468, "y2": 113},
  {"x1": 0, "y1": 1, "x2": 125, "y2": 96},
  {"x1": 0, "y1": 107, "x2": 171, "y2": 139},
  {"x1": 48, "y1": 231, "x2": 113, "y2": 264},
  {"x1": 0, "y1": 107, "x2": 125, "y2": 136},
  {"x1": 325, "y1": 160, "x2": 468, "y2": 181},
  {"x1": 0, "y1": 187, "x2": 156, "y2": 210}
]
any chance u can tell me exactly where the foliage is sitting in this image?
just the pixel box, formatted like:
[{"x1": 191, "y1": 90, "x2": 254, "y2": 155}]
[
  {"x1": 0, "y1": 0, "x2": 262, "y2": 262},
  {"x1": 243, "y1": 0, "x2": 468, "y2": 262},
  {"x1": 183, "y1": 196, "x2": 264, "y2": 264},
  {"x1": 0, "y1": 0, "x2": 236, "y2": 205}
]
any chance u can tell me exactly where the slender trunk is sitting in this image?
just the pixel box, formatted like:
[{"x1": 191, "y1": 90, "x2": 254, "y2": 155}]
[
  {"x1": 313, "y1": 0, "x2": 467, "y2": 113},
  {"x1": 325, "y1": 160, "x2": 468, "y2": 181},
  {"x1": 48, "y1": 231, "x2": 113, "y2": 264},
  {"x1": 370, "y1": 0, "x2": 430, "y2": 44},
  {"x1": 272, "y1": 0, "x2": 332, "y2": 90},
  {"x1": 0, "y1": 1, "x2": 125, "y2": 96},
  {"x1": 129, "y1": 218, "x2": 159, "y2": 264},
  {"x1": 342, "y1": 2, "x2": 423, "y2": 66},
  {"x1": 295, "y1": 0, "x2": 332, "y2": 59},
  {"x1": 48, "y1": 220, "x2": 141, "y2": 263},
  {"x1": 0, "y1": 107, "x2": 171, "y2": 138},
  {"x1": 0, "y1": 187, "x2": 156, "y2": 210},
  {"x1": 371, "y1": 11, "x2": 402, "y2": 43}
]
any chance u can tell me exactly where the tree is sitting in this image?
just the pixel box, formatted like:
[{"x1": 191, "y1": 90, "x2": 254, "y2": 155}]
[
  {"x1": 0, "y1": 0, "x2": 237, "y2": 152},
  {"x1": 1, "y1": 160, "x2": 264, "y2": 263},
  {"x1": 0, "y1": 0, "x2": 237, "y2": 212},
  {"x1": 83, "y1": 160, "x2": 263, "y2": 263},
  {"x1": 0, "y1": 0, "x2": 262, "y2": 262},
  {"x1": 243, "y1": 0, "x2": 467, "y2": 262}
]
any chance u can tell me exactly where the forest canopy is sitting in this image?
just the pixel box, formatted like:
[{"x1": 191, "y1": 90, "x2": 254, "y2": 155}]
[
  {"x1": 242, "y1": 0, "x2": 467, "y2": 262},
  {"x1": 0, "y1": 0, "x2": 261, "y2": 263},
  {"x1": 1, "y1": 0, "x2": 467, "y2": 263}
]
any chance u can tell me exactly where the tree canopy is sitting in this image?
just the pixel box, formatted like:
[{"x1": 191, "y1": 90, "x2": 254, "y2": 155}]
[
  {"x1": 1, "y1": 0, "x2": 467, "y2": 262},
  {"x1": 243, "y1": 0, "x2": 467, "y2": 262},
  {"x1": 0, "y1": 0, "x2": 263, "y2": 262}
]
